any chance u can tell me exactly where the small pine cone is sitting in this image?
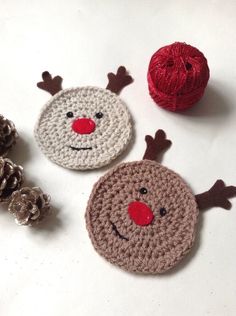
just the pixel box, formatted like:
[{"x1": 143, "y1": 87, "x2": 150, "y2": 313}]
[
  {"x1": 8, "y1": 187, "x2": 51, "y2": 226},
  {"x1": 0, "y1": 157, "x2": 24, "y2": 202},
  {"x1": 0, "y1": 115, "x2": 18, "y2": 157}
]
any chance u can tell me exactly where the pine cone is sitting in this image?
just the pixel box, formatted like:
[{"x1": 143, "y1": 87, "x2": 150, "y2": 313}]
[
  {"x1": 8, "y1": 187, "x2": 51, "y2": 226},
  {"x1": 0, "y1": 157, "x2": 24, "y2": 202},
  {"x1": 0, "y1": 115, "x2": 18, "y2": 157}
]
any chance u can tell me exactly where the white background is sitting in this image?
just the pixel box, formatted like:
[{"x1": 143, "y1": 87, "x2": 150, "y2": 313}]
[{"x1": 0, "y1": 1, "x2": 236, "y2": 315}]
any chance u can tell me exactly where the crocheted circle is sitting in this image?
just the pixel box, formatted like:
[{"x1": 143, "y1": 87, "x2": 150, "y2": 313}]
[
  {"x1": 86, "y1": 160, "x2": 199, "y2": 274},
  {"x1": 147, "y1": 42, "x2": 210, "y2": 111},
  {"x1": 35, "y1": 87, "x2": 132, "y2": 170}
]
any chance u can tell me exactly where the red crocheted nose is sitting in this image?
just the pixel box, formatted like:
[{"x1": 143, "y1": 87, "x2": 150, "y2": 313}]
[
  {"x1": 72, "y1": 118, "x2": 96, "y2": 134},
  {"x1": 128, "y1": 201, "x2": 154, "y2": 226}
]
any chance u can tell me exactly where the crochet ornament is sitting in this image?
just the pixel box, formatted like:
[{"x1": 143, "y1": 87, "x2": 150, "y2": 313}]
[
  {"x1": 35, "y1": 66, "x2": 133, "y2": 170},
  {"x1": 86, "y1": 130, "x2": 236, "y2": 274},
  {"x1": 147, "y1": 42, "x2": 210, "y2": 111}
]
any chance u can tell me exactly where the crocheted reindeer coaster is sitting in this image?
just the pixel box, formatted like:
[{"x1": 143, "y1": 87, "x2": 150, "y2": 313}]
[
  {"x1": 86, "y1": 130, "x2": 236, "y2": 274},
  {"x1": 35, "y1": 66, "x2": 133, "y2": 170}
]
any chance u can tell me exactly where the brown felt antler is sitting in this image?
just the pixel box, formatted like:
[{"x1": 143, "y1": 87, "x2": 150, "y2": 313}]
[
  {"x1": 143, "y1": 129, "x2": 172, "y2": 161},
  {"x1": 106, "y1": 66, "x2": 133, "y2": 94},
  {"x1": 37, "y1": 71, "x2": 63, "y2": 96},
  {"x1": 195, "y1": 180, "x2": 236, "y2": 210}
]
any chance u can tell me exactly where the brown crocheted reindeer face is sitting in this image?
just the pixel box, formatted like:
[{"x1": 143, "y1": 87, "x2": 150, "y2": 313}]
[
  {"x1": 35, "y1": 67, "x2": 133, "y2": 170},
  {"x1": 86, "y1": 130, "x2": 236, "y2": 274}
]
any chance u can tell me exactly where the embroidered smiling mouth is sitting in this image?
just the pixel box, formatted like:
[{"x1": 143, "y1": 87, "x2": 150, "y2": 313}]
[
  {"x1": 70, "y1": 146, "x2": 92, "y2": 151},
  {"x1": 110, "y1": 221, "x2": 129, "y2": 241}
]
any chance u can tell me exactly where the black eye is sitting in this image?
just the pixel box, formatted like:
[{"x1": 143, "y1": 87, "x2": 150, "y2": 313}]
[
  {"x1": 66, "y1": 112, "x2": 74, "y2": 118},
  {"x1": 139, "y1": 187, "x2": 148, "y2": 194},
  {"x1": 160, "y1": 208, "x2": 167, "y2": 217},
  {"x1": 95, "y1": 112, "x2": 103, "y2": 119}
]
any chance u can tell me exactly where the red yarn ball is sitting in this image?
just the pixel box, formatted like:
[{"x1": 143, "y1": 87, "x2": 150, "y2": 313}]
[{"x1": 147, "y1": 42, "x2": 210, "y2": 111}]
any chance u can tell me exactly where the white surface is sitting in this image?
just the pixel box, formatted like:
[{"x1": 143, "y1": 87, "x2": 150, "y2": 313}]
[{"x1": 0, "y1": 1, "x2": 236, "y2": 315}]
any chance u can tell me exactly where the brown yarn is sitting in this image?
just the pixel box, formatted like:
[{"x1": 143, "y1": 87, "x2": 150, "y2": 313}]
[
  {"x1": 86, "y1": 129, "x2": 236, "y2": 274},
  {"x1": 86, "y1": 160, "x2": 198, "y2": 274}
]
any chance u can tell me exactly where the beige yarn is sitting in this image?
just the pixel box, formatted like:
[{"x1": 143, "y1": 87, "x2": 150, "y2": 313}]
[
  {"x1": 35, "y1": 87, "x2": 132, "y2": 170},
  {"x1": 86, "y1": 160, "x2": 199, "y2": 274}
]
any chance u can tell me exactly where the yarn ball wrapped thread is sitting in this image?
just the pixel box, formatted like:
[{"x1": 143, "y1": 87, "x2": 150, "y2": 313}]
[{"x1": 147, "y1": 42, "x2": 210, "y2": 111}]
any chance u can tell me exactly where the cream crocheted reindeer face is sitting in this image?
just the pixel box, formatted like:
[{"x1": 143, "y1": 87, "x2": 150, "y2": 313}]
[
  {"x1": 35, "y1": 67, "x2": 133, "y2": 170},
  {"x1": 86, "y1": 130, "x2": 236, "y2": 274}
]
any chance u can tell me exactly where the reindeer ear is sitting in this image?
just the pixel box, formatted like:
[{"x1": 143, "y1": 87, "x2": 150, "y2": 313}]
[
  {"x1": 106, "y1": 66, "x2": 133, "y2": 94},
  {"x1": 37, "y1": 71, "x2": 63, "y2": 96}
]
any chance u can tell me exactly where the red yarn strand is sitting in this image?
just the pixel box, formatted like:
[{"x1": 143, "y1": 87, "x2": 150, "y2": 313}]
[{"x1": 147, "y1": 42, "x2": 210, "y2": 111}]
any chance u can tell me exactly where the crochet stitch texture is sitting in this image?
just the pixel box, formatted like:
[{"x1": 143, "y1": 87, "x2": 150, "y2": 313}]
[
  {"x1": 35, "y1": 87, "x2": 132, "y2": 170},
  {"x1": 86, "y1": 160, "x2": 198, "y2": 274}
]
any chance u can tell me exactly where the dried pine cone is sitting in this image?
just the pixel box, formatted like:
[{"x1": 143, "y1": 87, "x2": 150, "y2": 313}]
[
  {"x1": 0, "y1": 115, "x2": 18, "y2": 157},
  {"x1": 8, "y1": 187, "x2": 51, "y2": 226},
  {"x1": 0, "y1": 157, "x2": 24, "y2": 202}
]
